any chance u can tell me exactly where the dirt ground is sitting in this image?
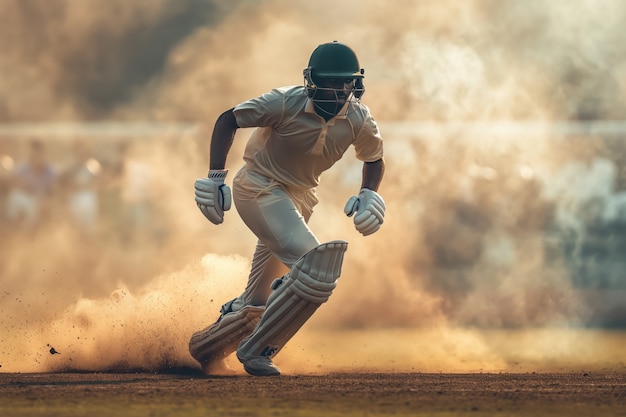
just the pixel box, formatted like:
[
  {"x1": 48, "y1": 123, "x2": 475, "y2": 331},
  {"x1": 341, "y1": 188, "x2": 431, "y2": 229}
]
[{"x1": 1, "y1": 371, "x2": 625, "y2": 417}]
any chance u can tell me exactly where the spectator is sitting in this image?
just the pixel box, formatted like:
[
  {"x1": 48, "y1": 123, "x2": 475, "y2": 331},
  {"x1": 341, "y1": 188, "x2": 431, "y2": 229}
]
[
  {"x1": 5, "y1": 140, "x2": 58, "y2": 231},
  {"x1": 59, "y1": 139, "x2": 102, "y2": 236}
]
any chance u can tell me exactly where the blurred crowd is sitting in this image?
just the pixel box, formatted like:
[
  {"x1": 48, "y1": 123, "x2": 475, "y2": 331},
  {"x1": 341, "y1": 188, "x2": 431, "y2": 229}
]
[
  {"x1": 406, "y1": 133, "x2": 626, "y2": 297},
  {"x1": 0, "y1": 138, "x2": 164, "y2": 244},
  {"x1": 1, "y1": 131, "x2": 625, "y2": 327},
  {"x1": 540, "y1": 137, "x2": 626, "y2": 290}
]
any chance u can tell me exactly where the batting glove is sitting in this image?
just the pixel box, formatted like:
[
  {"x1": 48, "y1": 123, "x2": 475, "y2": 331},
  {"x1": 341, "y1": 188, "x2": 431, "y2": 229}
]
[
  {"x1": 195, "y1": 169, "x2": 232, "y2": 225},
  {"x1": 344, "y1": 188, "x2": 386, "y2": 236}
]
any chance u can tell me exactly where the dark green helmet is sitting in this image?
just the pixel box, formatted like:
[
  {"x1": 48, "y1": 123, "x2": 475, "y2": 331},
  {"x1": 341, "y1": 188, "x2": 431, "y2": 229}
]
[
  {"x1": 306, "y1": 41, "x2": 364, "y2": 79},
  {"x1": 304, "y1": 41, "x2": 366, "y2": 101}
]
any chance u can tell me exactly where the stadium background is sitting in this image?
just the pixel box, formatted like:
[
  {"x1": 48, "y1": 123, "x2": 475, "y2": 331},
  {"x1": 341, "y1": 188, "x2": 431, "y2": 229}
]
[{"x1": 1, "y1": 0, "x2": 625, "y2": 374}]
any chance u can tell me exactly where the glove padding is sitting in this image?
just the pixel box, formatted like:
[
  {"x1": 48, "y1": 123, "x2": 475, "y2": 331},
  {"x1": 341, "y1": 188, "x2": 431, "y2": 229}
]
[
  {"x1": 344, "y1": 188, "x2": 386, "y2": 236},
  {"x1": 195, "y1": 169, "x2": 232, "y2": 225}
]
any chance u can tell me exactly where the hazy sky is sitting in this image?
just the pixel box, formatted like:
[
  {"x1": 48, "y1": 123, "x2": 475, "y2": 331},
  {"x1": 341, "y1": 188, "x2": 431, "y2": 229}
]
[{"x1": 1, "y1": 0, "x2": 625, "y2": 122}]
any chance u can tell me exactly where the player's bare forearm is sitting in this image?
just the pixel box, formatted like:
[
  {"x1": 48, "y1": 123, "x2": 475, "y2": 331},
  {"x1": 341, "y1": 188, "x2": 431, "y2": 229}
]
[
  {"x1": 361, "y1": 158, "x2": 385, "y2": 192},
  {"x1": 209, "y1": 108, "x2": 239, "y2": 170}
]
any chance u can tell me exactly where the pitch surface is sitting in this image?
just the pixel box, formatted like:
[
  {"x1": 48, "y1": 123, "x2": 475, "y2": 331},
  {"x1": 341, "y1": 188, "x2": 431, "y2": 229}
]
[{"x1": 1, "y1": 372, "x2": 624, "y2": 416}]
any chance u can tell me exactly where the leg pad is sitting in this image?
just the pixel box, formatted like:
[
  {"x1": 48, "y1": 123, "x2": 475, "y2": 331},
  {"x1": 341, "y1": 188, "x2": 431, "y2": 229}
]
[
  {"x1": 189, "y1": 305, "x2": 264, "y2": 368},
  {"x1": 237, "y1": 241, "x2": 348, "y2": 362}
]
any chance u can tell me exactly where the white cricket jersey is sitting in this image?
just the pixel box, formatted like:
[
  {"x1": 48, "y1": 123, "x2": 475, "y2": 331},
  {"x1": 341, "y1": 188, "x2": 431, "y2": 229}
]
[{"x1": 233, "y1": 86, "x2": 383, "y2": 191}]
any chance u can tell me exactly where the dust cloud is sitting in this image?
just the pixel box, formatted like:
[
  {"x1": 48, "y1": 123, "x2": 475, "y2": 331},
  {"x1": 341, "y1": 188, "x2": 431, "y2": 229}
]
[{"x1": 1, "y1": 0, "x2": 626, "y2": 374}]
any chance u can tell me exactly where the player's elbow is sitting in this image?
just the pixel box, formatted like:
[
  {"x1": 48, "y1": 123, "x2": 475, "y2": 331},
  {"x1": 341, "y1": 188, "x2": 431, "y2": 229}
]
[{"x1": 216, "y1": 108, "x2": 240, "y2": 131}]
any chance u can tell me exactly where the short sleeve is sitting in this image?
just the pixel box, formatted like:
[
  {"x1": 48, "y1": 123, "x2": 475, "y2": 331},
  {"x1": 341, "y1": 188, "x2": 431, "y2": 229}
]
[
  {"x1": 354, "y1": 109, "x2": 384, "y2": 162},
  {"x1": 233, "y1": 88, "x2": 286, "y2": 128}
]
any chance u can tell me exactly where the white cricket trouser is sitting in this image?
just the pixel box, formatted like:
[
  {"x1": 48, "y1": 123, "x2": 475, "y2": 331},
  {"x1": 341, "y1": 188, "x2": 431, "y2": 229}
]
[{"x1": 231, "y1": 165, "x2": 320, "y2": 307}]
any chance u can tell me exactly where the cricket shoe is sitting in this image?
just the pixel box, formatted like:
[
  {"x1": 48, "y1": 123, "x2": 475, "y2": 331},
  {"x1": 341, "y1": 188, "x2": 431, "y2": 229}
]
[
  {"x1": 189, "y1": 305, "x2": 264, "y2": 373},
  {"x1": 236, "y1": 354, "x2": 281, "y2": 377}
]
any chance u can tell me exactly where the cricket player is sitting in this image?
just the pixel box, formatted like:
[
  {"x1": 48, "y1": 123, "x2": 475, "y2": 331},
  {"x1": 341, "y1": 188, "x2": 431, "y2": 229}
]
[{"x1": 189, "y1": 41, "x2": 386, "y2": 376}]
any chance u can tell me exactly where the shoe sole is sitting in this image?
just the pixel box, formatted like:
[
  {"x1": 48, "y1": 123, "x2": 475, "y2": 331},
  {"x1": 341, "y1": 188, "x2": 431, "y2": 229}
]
[
  {"x1": 237, "y1": 355, "x2": 282, "y2": 377},
  {"x1": 242, "y1": 361, "x2": 281, "y2": 377}
]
